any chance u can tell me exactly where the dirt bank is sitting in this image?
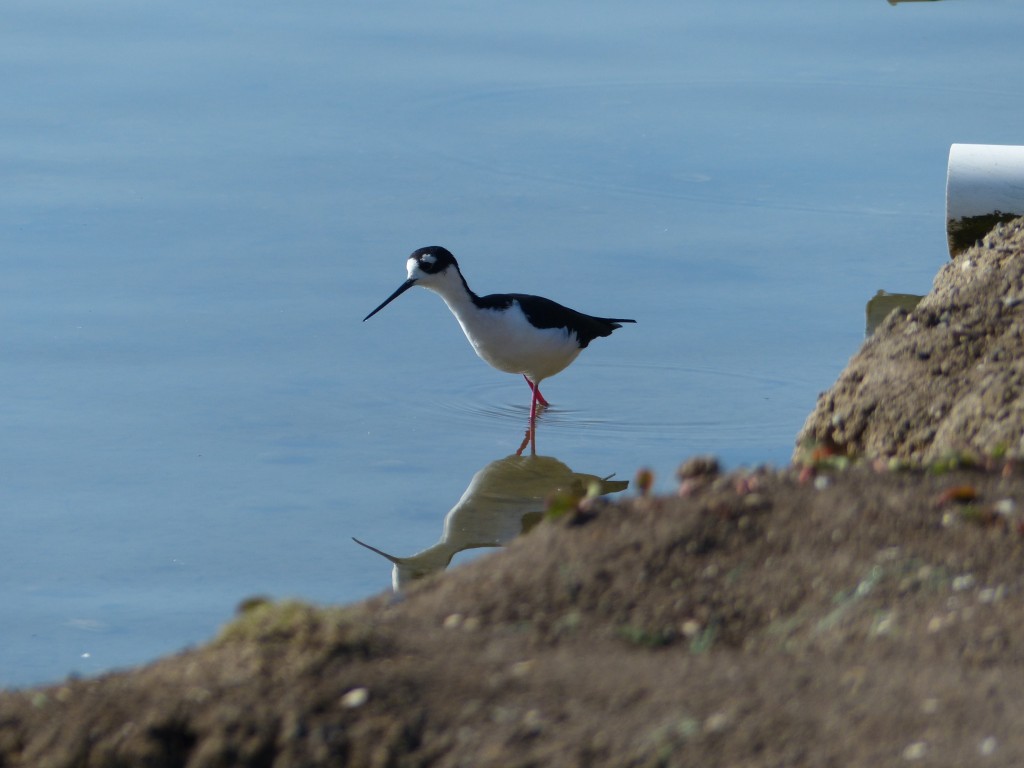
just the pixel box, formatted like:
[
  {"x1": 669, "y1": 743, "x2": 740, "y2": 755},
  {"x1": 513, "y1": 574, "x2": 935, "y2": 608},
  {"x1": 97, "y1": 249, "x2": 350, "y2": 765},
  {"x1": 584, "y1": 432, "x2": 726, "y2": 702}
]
[
  {"x1": 798, "y1": 217, "x2": 1024, "y2": 464},
  {"x1": 2, "y1": 220, "x2": 1023, "y2": 768}
]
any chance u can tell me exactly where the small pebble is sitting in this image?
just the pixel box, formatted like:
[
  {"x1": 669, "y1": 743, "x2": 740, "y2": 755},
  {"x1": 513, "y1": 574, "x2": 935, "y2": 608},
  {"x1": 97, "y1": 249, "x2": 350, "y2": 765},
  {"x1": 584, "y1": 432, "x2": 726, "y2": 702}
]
[
  {"x1": 636, "y1": 469, "x2": 655, "y2": 496},
  {"x1": 341, "y1": 687, "x2": 369, "y2": 708},
  {"x1": 510, "y1": 660, "x2": 534, "y2": 677},
  {"x1": 704, "y1": 712, "x2": 730, "y2": 733},
  {"x1": 677, "y1": 456, "x2": 720, "y2": 479},
  {"x1": 994, "y1": 498, "x2": 1015, "y2": 516},
  {"x1": 872, "y1": 612, "x2": 894, "y2": 636},
  {"x1": 979, "y1": 736, "x2": 997, "y2": 756},
  {"x1": 680, "y1": 619, "x2": 701, "y2": 637},
  {"x1": 978, "y1": 587, "x2": 1003, "y2": 604},
  {"x1": 902, "y1": 741, "x2": 927, "y2": 760},
  {"x1": 952, "y1": 574, "x2": 975, "y2": 592}
]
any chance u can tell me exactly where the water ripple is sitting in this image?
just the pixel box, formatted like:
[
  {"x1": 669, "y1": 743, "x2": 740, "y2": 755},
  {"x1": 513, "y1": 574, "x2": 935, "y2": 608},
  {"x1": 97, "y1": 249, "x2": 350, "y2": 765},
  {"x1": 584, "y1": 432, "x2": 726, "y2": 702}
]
[{"x1": 418, "y1": 360, "x2": 805, "y2": 443}]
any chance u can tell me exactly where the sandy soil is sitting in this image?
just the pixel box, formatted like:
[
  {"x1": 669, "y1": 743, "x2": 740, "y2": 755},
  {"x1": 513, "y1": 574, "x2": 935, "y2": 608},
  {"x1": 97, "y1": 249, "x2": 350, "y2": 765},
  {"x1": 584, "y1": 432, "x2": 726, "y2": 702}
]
[
  {"x1": 2, "y1": 219, "x2": 1024, "y2": 768},
  {"x1": 798, "y1": 218, "x2": 1024, "y2": 464}
]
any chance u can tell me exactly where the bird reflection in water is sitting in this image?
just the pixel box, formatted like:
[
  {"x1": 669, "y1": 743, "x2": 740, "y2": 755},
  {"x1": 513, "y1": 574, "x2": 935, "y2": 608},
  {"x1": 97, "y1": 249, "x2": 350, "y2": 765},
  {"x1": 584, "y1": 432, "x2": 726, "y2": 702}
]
[{"x1": 352, "y1": 453, "x2": 628, "y2": 590}]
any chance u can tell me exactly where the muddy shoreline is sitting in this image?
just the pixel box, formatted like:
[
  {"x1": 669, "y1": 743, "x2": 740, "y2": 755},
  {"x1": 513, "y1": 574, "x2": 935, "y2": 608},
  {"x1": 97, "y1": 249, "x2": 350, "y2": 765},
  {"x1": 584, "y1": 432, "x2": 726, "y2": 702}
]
[{"x1": 3, "y1": 220, "x2": 1024, "y2": 767}]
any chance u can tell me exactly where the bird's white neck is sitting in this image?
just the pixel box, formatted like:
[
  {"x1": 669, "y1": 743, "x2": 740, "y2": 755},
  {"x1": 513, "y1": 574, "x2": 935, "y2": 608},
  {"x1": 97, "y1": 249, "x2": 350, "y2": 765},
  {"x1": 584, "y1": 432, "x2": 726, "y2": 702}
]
[{"x1": 422, "y1": 269, "x2": 479, "y2": 323}]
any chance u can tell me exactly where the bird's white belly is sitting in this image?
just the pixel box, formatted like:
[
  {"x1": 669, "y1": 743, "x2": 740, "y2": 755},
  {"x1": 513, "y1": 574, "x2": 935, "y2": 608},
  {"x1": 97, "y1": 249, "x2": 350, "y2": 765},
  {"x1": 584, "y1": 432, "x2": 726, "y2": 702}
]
[{"x1": 451, "y1": 303, "x2": 581, "y2": 382}]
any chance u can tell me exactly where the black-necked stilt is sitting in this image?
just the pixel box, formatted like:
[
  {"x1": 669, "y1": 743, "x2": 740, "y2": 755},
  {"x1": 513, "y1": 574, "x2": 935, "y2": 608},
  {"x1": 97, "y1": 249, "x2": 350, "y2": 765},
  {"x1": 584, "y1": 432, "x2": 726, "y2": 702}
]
[{"x1": 363, "y1": 246, "x2": 636, "y2": 453}]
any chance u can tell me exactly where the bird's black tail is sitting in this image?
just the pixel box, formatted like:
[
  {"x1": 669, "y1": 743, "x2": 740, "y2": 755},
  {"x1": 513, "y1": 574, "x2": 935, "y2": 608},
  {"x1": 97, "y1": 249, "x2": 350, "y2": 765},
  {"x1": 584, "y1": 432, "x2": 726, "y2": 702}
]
[
  {"x1": 578, "y1": 316, "x2": 635, "y2": 346},
  {"x1": 603, "y1": 318, "x2": 637, "y2": 330}
]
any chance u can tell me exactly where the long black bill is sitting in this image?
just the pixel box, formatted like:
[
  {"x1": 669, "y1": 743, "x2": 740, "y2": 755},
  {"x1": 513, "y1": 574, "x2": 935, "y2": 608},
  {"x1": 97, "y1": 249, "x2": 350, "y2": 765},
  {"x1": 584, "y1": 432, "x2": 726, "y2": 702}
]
[
  {"x1": 362, "y1": 278, "x2": 416, "y2": 322},
  {"x1": 352, "y1": 536, "x2": 404, "y2": 564}
]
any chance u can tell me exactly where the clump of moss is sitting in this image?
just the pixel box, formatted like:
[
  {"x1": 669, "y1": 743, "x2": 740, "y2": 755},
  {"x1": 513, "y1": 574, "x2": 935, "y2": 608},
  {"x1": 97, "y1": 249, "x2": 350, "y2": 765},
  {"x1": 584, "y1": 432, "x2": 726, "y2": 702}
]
[
  {"x1": 216, "y1": 599, "x2": 383, "y2": 659},
  {"x1": 927, "y1": 450, "x2": 980, "y2": 476},
  {"x1": 617, "y1": 624, "x2": 678, "y2": 648}
]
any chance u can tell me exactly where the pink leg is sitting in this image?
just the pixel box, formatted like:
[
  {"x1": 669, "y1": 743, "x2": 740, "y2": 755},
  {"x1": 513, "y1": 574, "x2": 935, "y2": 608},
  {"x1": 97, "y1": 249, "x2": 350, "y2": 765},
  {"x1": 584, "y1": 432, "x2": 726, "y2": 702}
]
[
  {"x1": 527, "y1": 382, "x2": 539, "y2": 455},
  {"x1": 516, "y1": 382, "x2": 541, "y2": 456},
  {"x1": 523, "y1": 375, "x2": 549, "y2": 407}
]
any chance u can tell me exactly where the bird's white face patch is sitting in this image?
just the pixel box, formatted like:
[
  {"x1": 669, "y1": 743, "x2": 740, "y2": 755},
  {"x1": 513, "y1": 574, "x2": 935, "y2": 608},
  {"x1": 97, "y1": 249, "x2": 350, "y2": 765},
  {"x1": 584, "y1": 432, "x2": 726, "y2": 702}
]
[{"x1": 408, "y1": 252, "x2": 447, "y2": 283}]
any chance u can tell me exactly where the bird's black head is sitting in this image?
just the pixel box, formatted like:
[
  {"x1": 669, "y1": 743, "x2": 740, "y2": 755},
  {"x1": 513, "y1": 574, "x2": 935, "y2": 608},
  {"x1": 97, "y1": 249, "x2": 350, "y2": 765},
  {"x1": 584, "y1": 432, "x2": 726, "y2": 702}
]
[
  {"x1": 409, "y1": 245, "x2": 459, "y2": 275},
  {"x1": 363, "y1": 245, "x2": 465, "y2": 322}
]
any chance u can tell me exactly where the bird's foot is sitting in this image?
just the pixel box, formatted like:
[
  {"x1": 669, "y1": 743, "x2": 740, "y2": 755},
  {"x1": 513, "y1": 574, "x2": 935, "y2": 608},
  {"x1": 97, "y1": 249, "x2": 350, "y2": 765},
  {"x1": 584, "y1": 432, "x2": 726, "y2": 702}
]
[{"x1": 523, "y1": 376, "x2": 550, "y2": 407}]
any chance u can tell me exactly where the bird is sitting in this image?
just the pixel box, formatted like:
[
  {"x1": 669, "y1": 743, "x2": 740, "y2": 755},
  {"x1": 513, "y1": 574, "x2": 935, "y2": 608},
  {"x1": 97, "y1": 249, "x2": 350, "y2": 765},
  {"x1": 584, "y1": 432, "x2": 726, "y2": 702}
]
[{"x1": 363, "y1": 246, "x2": 636, "y2": 453}]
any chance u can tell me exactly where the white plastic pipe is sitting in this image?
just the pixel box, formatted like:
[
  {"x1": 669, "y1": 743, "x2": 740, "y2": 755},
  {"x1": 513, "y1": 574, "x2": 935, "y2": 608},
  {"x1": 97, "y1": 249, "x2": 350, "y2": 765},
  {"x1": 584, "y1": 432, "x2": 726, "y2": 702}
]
[{"x1": 946, "y1": 143, "x2": 1024, "y2": 256}]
